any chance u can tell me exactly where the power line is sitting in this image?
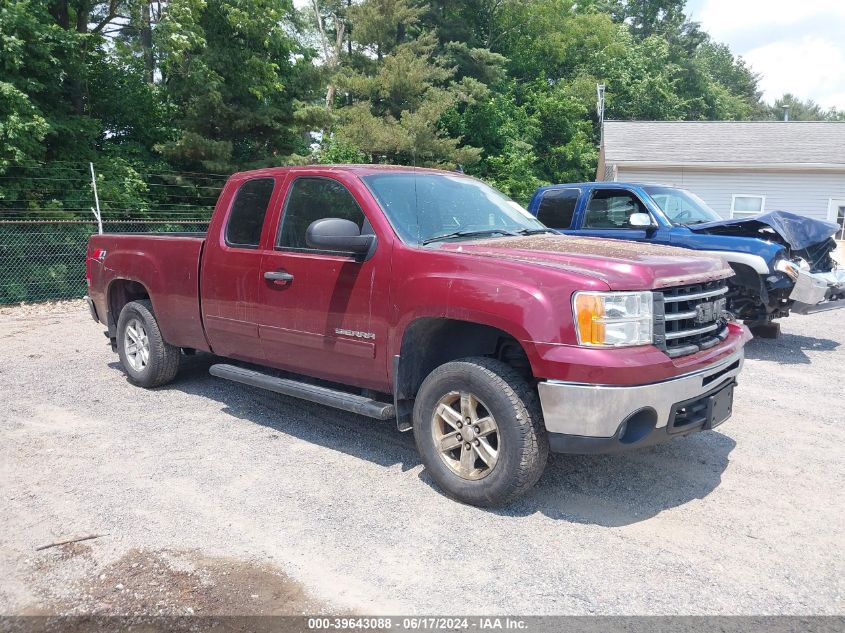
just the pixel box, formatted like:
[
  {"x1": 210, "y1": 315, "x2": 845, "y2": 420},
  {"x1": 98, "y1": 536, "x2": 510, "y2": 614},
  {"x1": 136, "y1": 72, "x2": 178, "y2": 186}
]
[
  {"x1": 0, "y1": 219, "x2": 209, "y2": 225},
  {"x1": 0, "y1": 200, "x2": 216, "y2": 206},
  {"x1": 0, "y1": 176, "x2": 225, "y2": 191},
  {"x1": 0, "y1": 211, "x2": 212, "y2": 214},
  {"x1": 4, "y1": 162, "x2": 233, "y2": 177}
]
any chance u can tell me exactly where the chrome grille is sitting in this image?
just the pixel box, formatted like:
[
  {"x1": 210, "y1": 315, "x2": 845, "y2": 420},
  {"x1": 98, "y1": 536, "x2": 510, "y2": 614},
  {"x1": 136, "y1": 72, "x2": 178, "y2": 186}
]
[{"x1": 654, "y1": 280, "x2": 730, "y2": 358}]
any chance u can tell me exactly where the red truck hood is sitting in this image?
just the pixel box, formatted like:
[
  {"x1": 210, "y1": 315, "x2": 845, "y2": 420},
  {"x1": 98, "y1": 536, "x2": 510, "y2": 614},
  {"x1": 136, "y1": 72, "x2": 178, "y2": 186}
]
[{"x1": 440, "y1": 234, "x2": 734, "y2": 290}]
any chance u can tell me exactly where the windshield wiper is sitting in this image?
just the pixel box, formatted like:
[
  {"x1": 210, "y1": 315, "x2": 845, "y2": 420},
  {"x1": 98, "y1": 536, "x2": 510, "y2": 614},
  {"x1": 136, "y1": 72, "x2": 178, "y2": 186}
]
[
  {"x1": 514, "y1": 228, "x2": 555, "y2": 235},
  {"x1": 421, "y1": 229, "x2": 518, "y2": 245}
]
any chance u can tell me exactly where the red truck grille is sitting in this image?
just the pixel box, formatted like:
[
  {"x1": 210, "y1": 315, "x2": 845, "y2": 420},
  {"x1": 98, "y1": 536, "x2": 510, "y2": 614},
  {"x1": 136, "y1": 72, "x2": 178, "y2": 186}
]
[{"x1": 654, "y1": 280, "x2": 730, "y2": 358}]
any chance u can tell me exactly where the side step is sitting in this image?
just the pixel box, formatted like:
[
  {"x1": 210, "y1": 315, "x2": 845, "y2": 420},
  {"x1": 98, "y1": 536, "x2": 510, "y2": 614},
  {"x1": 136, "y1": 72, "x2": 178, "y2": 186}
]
[{"x1": 209, "y1": 364, "x2": 395, "y2": 420}]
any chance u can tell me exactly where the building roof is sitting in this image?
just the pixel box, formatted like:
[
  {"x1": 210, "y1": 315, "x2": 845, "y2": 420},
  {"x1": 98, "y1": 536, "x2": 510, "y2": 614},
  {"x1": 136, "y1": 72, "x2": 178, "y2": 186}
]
[{"x1": 602, "y1": 120, "x2": 845, "y2": 169}]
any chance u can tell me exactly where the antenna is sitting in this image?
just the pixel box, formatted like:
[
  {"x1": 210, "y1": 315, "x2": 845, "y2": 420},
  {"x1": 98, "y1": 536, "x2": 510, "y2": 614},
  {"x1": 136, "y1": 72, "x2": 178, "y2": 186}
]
[{"x1": 596, "y1": 83, "x2": 606, "y2": 144}]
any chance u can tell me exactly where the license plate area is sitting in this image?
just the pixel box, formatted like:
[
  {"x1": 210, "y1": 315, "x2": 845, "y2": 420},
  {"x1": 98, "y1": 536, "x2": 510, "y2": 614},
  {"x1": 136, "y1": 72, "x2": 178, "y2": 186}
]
[
  {"x1": 669, "y1": 381, "x2": 735, "y2": 433},
  {"x1": 707, "y1": 382, "x2": 734, "y2": 429}
]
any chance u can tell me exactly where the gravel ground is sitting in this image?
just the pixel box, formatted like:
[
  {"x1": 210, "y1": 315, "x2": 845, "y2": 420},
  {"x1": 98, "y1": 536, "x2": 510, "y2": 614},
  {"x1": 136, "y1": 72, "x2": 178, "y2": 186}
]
[{"x1": 0, "y1": 301, "x2": 843, "y2": 616}]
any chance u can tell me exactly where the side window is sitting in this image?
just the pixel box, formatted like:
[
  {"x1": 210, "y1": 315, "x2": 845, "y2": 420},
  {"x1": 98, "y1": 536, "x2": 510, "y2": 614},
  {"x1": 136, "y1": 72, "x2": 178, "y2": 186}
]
[
  {"x1": 277, "y1": 177, "x2": 366, "y2": 250},
  {"x1": 225, "y1": 178, "x2": 275, "y2": 248},
  {"x1": 537, "y1": 188, "x2": 579, "y2": 229},
  {"x1": 583, "y1": 190, "x2": 648, "y2": 229}
]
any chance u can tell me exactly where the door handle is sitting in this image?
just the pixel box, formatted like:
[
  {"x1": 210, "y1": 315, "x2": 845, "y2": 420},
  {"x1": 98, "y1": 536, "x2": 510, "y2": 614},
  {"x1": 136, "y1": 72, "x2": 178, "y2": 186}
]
[{"x1": 264, "y1": 270, "x2": 294, "y2": 284}]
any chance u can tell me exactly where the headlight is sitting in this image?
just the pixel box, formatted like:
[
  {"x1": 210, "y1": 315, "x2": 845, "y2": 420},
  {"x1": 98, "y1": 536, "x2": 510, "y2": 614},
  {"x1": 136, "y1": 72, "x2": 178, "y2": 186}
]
[
  {"x1": 573, "y1": 291, "x2": 653, "y2": 347},
  {"x1": 774, "y1": 258, "x2": 799, "y2": 281}
]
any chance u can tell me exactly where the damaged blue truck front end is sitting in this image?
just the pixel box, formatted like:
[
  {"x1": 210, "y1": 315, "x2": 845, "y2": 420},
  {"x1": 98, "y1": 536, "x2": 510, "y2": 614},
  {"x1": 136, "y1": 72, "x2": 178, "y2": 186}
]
[{"x1": 527, "y1": 182, "x2": 845, "y2": 333}]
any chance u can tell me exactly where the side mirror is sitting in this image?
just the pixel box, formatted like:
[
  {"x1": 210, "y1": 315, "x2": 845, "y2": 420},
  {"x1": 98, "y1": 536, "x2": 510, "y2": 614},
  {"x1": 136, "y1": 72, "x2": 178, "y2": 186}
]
[
  {"x1": 305, "y1": 218, "x2": 375, "y2": 257},
  {"x1": 628, "y1": 212, "x2": 655, "y2": 228}
]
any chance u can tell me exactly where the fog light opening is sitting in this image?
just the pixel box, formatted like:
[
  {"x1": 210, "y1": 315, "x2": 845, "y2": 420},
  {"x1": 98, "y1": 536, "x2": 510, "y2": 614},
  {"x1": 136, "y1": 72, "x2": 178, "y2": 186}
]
[{"x1": 618, "y1": 408, "x2": 658, "y2": 444}]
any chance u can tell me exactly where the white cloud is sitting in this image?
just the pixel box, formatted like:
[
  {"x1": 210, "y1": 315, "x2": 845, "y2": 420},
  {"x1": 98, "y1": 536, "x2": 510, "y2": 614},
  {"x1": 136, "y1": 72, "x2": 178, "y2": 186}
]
[
  {"x1": 695, "y1": 0, "x2": 845, "y2": 40},
  {"x1": 744, "y1": 37, "x2": 845, "y2": 110},
  {"x1": 688, "y1": 0, "x2": 845, "y2": 109}
]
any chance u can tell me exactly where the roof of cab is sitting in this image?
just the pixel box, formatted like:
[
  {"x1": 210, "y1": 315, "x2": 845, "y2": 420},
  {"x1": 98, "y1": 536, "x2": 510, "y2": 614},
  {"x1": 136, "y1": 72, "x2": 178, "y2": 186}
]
[
  {"x1": 230, "y1": 164, "x2": 463, "y2": 179},
  {"x1": 533, "y1": 181, "x2": 677, "y2": 196}
]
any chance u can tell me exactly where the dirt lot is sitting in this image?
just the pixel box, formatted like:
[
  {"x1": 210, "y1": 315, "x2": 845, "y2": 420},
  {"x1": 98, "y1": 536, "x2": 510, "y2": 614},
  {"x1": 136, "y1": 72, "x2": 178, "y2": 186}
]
[{"x1": 0, "y1": 301, "x2": 843, "y2": 615}]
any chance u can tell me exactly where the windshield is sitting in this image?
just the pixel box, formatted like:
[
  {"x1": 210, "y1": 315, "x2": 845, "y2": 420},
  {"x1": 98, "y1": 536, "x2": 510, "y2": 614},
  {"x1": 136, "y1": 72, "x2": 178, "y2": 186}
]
[
  {"x1": 361, "y1": 173, "x2": 547, "y2": 245},
  {"x1": 643, "y1": 186, "x2": 722, "y2": 225}
]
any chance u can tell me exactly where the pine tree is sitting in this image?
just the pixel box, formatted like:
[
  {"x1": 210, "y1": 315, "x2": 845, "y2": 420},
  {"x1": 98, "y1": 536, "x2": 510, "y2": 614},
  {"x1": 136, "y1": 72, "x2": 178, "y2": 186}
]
[{"x1": 333, "y1": 0, "x2": 480, "y2": 167}]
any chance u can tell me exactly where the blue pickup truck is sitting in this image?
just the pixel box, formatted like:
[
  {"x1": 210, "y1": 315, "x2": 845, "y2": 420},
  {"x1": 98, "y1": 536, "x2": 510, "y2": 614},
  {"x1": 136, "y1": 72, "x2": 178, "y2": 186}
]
[{"x1": 527, "y1": 182, "x2": 845, "y2": 335}]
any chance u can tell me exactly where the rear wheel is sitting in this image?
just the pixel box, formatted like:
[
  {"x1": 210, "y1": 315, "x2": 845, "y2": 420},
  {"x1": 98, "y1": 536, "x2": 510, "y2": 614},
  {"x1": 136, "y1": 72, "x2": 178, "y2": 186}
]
[
  {"x1": 413, "y1": 357, "x2": 548, "y2": 507},
  {"x1": 116, "y1": 300, "x2": 180, "y2": 388}
]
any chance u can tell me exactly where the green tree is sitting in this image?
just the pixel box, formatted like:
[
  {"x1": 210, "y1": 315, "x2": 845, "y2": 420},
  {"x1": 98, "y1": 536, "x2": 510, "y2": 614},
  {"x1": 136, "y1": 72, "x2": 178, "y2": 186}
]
[
  {"x1": 598, "y1": 0, "x2": 695, "y2": 42},
  {"x1": 421, "y1": 0, "x2": 525, "y2": 51},
  {"x1": 0, "y1": 0, "x2": 93, "y2": 168},
  {"x1": 305, "y1": 0, "x2": 351, "y2": 119},
  {"x1": 769, "y1": 93, "x2": 845, "y2": 121},
  {"x1": 333, "y1": 0, "x2": 481, "y2": 167},
  {"x1": 156, "y1": 0, "x2": 316, "y2": 171}
]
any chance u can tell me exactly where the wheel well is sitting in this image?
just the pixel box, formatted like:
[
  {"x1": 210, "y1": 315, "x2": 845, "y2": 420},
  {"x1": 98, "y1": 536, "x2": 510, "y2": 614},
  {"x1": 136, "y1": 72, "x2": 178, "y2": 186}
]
[
  {"x1": 107, "y1": 279, "x2": 150, "y2": 335},
  {"x1": 727, "y1": 262, "x2": 762, "y2": 293},
  {"x1": 393, "y1": 318, "x2": 531, "y2": 430},
  {"x1": 727, "y1": 262, "x2": 771, "y2": 322}
]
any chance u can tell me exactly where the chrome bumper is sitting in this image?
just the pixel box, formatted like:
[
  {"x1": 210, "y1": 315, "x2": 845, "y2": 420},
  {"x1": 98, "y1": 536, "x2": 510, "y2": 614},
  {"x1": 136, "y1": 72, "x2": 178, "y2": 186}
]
[
  {"x1": 537, "y1": 350, "x2": 744, "y2": 441},
  {"x1": 790, "y1": 268, "x2": 845, "y2": 314}
]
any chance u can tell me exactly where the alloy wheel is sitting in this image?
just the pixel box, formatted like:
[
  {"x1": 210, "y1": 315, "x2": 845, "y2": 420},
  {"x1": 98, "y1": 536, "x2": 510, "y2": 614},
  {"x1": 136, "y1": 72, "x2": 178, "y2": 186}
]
[
  {"x1": 124, "y1": 318, "x2": 150, "y2": 372},
  {"x1": 431, "y1": 390, "x2": 500, "y2": 480}
]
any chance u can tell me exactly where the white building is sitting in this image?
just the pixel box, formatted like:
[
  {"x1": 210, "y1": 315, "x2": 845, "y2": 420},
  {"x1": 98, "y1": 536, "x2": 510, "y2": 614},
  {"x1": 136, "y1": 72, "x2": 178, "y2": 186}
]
[{"x1": 597, "y1": 121, "x2": 845, "y2": 238}]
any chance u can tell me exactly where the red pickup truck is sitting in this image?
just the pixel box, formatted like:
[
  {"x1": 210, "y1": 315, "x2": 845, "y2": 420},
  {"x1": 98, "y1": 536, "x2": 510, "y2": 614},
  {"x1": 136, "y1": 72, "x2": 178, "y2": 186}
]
[{"x1": 86, "y1": 165, "x2": 750, "y2": 506}]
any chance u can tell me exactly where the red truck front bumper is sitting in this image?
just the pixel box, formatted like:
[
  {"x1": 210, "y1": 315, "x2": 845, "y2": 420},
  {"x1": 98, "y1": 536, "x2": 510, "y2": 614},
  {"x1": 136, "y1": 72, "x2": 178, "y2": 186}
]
[{"x1": 535, "y1": 322, "x2": 749, "y2": 454}]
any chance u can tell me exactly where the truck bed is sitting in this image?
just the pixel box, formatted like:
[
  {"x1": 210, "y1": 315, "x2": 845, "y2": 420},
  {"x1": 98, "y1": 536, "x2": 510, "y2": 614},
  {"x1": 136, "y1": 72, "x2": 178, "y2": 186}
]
[{"x1": 87, "y1": 232, "x2": 209, "y2": 352}]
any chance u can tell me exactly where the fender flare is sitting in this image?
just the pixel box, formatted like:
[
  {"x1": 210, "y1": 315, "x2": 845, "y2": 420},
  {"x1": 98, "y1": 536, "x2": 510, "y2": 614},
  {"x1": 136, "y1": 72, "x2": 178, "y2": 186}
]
[{"x1": 698, "y1": 250, "x2": 771, "y2": 275}]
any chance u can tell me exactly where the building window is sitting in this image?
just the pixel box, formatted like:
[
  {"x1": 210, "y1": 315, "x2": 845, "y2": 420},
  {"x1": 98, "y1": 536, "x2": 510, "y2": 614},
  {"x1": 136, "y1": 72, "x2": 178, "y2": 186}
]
[
  {"x1": 829, "y1": 199, "x2": 845, "y2": 241},
  {"x1": 730, "y1": 194, "x2": 764, "y2": 218}
]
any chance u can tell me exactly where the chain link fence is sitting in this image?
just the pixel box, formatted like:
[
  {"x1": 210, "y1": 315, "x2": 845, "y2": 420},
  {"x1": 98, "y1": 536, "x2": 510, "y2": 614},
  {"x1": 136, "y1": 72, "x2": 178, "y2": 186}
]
[
  {"x1": 0, "y1": 162, "x2": 221, "y2": 305},
  {"x1": 0, "y1": 219, "x2": 210, "y2": 305}
]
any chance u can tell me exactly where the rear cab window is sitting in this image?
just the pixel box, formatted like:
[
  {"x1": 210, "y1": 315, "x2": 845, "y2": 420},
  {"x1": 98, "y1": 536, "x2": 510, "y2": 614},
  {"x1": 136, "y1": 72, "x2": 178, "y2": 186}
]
[
  {"x1": 536, "y1": 188, "x2": 580, "y2": 229},
  {"x1": 225, "y1": 178, "x2": 276, "y2": 248}
]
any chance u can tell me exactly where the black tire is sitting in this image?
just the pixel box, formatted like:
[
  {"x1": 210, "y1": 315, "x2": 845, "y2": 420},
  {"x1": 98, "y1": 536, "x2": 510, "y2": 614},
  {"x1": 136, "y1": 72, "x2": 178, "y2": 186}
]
[
  {"x1": 116, "y1": 299, "x2": 180, "y2": 388},
  {"x1": 413, "y1": 357, "x2": 548, "y2": 507}
]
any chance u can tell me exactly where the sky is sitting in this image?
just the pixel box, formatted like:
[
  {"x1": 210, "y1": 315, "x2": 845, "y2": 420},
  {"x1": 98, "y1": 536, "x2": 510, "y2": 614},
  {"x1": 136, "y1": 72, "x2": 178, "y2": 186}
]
[{"x1": 686, "y1": 0, "x2": 845, "y2": 110}]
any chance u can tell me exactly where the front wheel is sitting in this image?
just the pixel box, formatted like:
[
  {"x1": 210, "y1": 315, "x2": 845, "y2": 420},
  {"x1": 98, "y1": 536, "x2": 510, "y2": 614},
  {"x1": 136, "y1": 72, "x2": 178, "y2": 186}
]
[
  {"x1": 116, "y1": 300, "x2": 180, "y2": 388},
  {"x1": 413, "y1": 357, "x2": 548, "y2": 507}
]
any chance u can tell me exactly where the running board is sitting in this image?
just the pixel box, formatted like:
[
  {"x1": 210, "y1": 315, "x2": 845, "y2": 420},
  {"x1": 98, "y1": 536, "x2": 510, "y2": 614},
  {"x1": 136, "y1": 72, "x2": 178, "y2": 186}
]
[{"x1": 209, "y1": 364, "x2": 395, "y2": 420}]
